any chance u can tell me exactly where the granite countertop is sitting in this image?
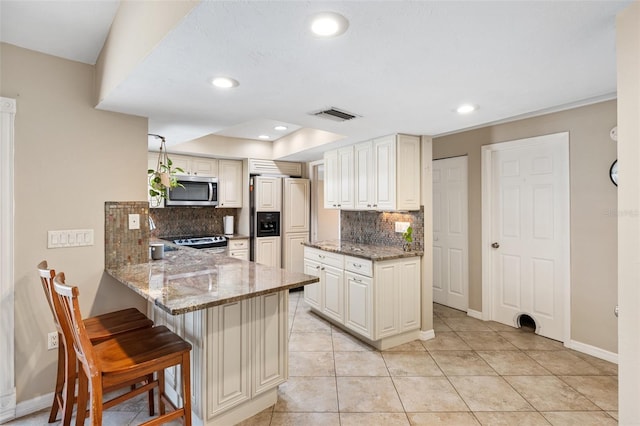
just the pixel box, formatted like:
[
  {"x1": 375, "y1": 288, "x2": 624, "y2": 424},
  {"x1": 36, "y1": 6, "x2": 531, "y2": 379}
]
[
  {"x1": 224, "y1": 234, "x2": 249, "y2": 240},
  {"x1": 106, "y1": 244, "x2": 318, "y2": 315},
  {"x1": 303, "y1": 240, "x2": 423, "y2": 261}
]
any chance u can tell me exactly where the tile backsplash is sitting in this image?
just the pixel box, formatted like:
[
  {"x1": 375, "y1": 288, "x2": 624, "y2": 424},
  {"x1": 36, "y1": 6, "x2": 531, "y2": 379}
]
[
  {"x1": 340, "y1": 207, "x2": 424, "y2": 249},
  {"x1": 149, "y1": 207, "x2": 239, "y2": 238},
  {"x1": 105, "y1": 201, "x2": 149, "y2": 269}
]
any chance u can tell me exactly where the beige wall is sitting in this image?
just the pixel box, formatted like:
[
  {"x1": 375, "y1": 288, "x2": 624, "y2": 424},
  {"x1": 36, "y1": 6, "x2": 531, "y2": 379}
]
[
  {"x1": 0, "y1": 43, "x2": 149, "y2": 402},
  {"x1": 433, "y1": 100, "x2": 618, "y2": 353},
  {"x1": 172, "y1": 133, "x2": 274, "y2": 159}
]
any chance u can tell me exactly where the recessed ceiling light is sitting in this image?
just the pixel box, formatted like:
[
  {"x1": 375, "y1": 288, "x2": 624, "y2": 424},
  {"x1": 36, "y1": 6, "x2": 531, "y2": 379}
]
[
  {"x1": 456, "y1": 104, "x2": 476, "y2": 114},
  {"x1": 258, "y1": 135, "x2": 270, "y2": 140},
  {"x1": 274, "y1": 125, "x2": 288, "y2": 131},
  {"x1": 310, "y1": 12, "x2": 349, "y2": 37},
  {"x1": 211, "y1": 77, "x2": 239, "y2": 89}
]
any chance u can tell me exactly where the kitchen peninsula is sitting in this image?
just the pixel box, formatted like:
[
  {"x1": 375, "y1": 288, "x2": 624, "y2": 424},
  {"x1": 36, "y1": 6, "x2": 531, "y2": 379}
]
[{"x1": 106, "y1": 244, "x2": 319, "y2": 426}]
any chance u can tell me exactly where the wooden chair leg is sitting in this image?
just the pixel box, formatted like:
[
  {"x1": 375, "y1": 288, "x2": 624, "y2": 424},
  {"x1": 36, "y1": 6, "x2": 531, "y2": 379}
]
[
  {"x1": 157, "y1": 369, "x2": 166, "y2": 416},
  {"x1": 75, "y1": 368, "x2": 89, "y2": 426},
  {"x1": 61, "y1": 342, "x2": 76, "y2": 425},
  {"x1": 147, "y1": 373, "x2": 155, "y2": 416},
  {"x1": 48, "y1": 341, "x2": 65, "y2": 423},
  {"x1": 182, "y1": 353, "x2": 192, "y2": 425},
  {"x1": 89, "y1": 375, "x2": 103, "y2": 426}
]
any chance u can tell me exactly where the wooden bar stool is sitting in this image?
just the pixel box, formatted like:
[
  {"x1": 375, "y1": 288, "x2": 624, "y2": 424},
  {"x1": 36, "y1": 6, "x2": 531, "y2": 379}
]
[
  {"x1": 38, "y1": 261, "x2": 154, "y2": 424},
  {"x1": 52, "y1": 272, "x2": 192, "y2": 426}
]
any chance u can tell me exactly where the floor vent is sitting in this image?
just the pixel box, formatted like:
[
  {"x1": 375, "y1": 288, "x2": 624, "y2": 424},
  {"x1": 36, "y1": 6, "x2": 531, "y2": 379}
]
[{"x1": 311, "y1": 107, "x2": 360, "y2": 122}]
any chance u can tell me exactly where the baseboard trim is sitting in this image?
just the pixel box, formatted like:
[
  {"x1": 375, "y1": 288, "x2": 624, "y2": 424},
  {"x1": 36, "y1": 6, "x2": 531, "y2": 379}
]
[
  {"x1": 565, "y1": 339, "x2": 618, "y2": 364},
  {"x1": 467, "y1": 309, "x2": 483, "y2": 320},
  {"x1": 419, "y1": 329, "x2": 435, "y2": 341},
  {"x1": 13, "y1": 391, "x2": 53, "y2": 420},
  {"x1": 0, "y1": 388, "x2": 16, "y2": 424}
]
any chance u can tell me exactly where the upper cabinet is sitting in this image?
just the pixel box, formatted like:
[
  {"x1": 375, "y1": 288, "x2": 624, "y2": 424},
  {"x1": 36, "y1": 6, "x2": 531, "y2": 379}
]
[
  {"x1": 324, "y1": 146, "x2": 354, "y2": 209},
  {"x1": 165, "y1": 154, "x2": 218, "y2": 177},
  {"x1": 218, "y1": 159, "x2": 243, "y2": 208},
  {"x1": 254, "y1": 176, "x2": 282, "y2": 212},
  {"x1": 325, "y1": 134, "x2": 420, "y2": 211}
]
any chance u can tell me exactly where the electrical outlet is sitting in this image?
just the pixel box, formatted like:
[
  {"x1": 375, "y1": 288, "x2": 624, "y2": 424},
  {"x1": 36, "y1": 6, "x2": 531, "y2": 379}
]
[
  {"x1": 47, "y1": 332, "x2": 58, "y2": 350},
  {"x1": 395, "y1": 221, "x2": 410, "y2": 233},
  {"x1": 128, "y1": 214, "x2": 140, "y2": 230}
]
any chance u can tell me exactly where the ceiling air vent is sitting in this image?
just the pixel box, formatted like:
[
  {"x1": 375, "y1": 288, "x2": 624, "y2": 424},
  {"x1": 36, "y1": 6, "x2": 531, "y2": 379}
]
[{"x1": 311, "y1": 107, "x2": 360, "y2": 122}]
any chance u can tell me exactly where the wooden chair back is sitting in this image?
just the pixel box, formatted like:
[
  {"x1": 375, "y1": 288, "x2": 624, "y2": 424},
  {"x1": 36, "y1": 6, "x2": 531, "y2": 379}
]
[{"x1": 37, "y1": 260, "x2": 63, "y2": 335}]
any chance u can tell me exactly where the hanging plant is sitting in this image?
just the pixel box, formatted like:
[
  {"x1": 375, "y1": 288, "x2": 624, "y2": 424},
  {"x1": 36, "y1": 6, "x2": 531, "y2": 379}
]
[
  {"x1": 402, "y1": 226, "x2": 413, "y2": 252},
  {"x1": 148, "y1": 134, "x2": 184, "y2": 203}
]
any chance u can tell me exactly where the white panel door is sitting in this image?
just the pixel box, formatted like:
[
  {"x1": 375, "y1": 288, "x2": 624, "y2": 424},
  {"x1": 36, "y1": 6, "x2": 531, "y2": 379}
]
[
  {"x1": 255, "y1": 176, "x2": 282, "y2": 212},
  {"x1": 255, "y1": 237, "x2": 281, "y2": 268},
  {"x1": 303, "y1": 259, "x2": 321, "y2": 310},
  {"x1": 219, "y1": 160, "x2": 243, "y2": 208},
  {"x1": 322, "y1": 264, "x2": 344, "y2": 323},
  {"x1": 432, "y1": 156, "x2": 469, "y2": 311},
  {"x1": 490, "y1": 136, "x2": 569, "y2": 341},
  {"x1": 283, "y1": 232, "x2": 308, "y2": 273},
  {"x1": 374, "y1": 136, "x2": 396, "y2": 210},
  {"x1": 344, "y1": 272, "x2": 373, "y2": 339},
  {"x1": 283, "y1": 178, "x2": 309, "y2": 232}
]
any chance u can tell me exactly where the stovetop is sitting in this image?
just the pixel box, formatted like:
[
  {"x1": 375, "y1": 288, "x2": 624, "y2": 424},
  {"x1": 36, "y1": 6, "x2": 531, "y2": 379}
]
[{"x1": 164, "y1": 235, "x2": 228, "y2": 248}]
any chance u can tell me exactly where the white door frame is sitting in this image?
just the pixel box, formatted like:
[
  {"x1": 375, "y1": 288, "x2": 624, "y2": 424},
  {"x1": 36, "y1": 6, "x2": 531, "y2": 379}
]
[
  {"x1": 481, "y1": 132, "x2": 571, "y2": 343},
  {"x1": 0, "y1": 97, "x2": 16, "y2": 422}
]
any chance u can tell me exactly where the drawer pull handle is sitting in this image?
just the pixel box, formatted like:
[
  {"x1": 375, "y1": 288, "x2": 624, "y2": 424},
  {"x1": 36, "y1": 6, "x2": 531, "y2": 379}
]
[
  {"x1": 353, "y1": 278, "x2": 362, "y2": 283},
  {"x1": 320, "y1": 267, "x2": 325, "y2": 271},
  {"x1": 319, "y1": 255, "x2": 325, "y2": 259},
  {"x1": 353, "y1": 264, "x2": 362, "y2": 268}
]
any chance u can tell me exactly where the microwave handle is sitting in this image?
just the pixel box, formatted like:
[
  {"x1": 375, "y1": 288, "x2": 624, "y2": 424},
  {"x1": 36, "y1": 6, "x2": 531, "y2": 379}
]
[{"x1": 208, "y1": 182, "x2": 214, "y2": 202}]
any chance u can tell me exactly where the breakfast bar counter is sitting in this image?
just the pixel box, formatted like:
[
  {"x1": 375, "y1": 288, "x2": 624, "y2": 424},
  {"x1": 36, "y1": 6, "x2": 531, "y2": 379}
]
[{"x1": 106, "y1": 246, "x2": 319, "y2": 426}]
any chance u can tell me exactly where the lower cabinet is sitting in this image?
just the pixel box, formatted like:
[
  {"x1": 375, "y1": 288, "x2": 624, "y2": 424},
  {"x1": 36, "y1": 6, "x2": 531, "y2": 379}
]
[
  {"x1": 255, "y1": 236, "x2": 281, "y2": 268},
  {"x1": 227, "y1": 238, "x2": 249, "y2": 260},
  {"x1": 303, "y1": 246, "x2": 421, "y2": 349},
  {"x1": 149, "y1": 291, "x2": 288, "y2": 425}
]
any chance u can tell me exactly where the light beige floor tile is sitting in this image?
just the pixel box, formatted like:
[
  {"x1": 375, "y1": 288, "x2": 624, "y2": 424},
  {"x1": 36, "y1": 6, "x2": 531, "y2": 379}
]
[
  {"x1": 237, "y1": 407, "x2": 273, "y2": 426},
  {"x1": 527, "y1": 351, "x2": 604, "y2": 375},
  {"x1": 382, "y1": 352, "x2": 443, "y2": 376},
  {"x1": 332, "y1": 329, "x2": 375, "y2": 351},
  {"x1": 541, "y1": 410, "x2": 618, "y2": 425},
  {"x1": 433, "y1": 317, "x2": 453, "y2": 332},
  {"x1": 340, "y1": 412, "x2": 410, "y2": 425},
  {"x1": 422, "y1": 332, "x2": 472, "y2": 351},
  {"x1": 568, "y1": 350, "x2": 618, "y2": 375},
  {"x1": 449, "y1": 376, "x2": 533, "y2": 411},
  {"x1": 382, "y1": 340, "x2": 426, "y2": 352},
  {"x1": 288, "y1": 331, "x2": 334, "y2": 352},
  {"x1": 393, "y1": 377, "x2": 469, "y2": 412},
  {"x1": 289, "y1": 351, "x2": 335, "y2": 376},
  {"x1": 430, "y1": 350, "x2": 497, "y2": 375},
  {"x1": 291, "y1": 311, "x2": 332, "y2": 333},
  {"x1": 336, "y1": 377, "x2": 404, "y2": 412},
  {"x1": 270, "y1": 412, "x2": 340, "y2": 425},
  {"x1": 505, "y1": 376, "x2": 599, "y2": 411},
  {"x1": 607, "y1": 411, "x2": 618, "y2": 420},
  {"x1": 107, "y1": 410, "x2": 158, "y2": 426},
  {"x1": 456, "y1": 331, "x2": 519, "y2": 350},
  {"x1": 433, "y1": 303, "x2": 467, "y2": 318},
  {"x1": 498, "y1": 332, "x2": 564, "y2": 351},
  {"x1": 560, "y1": 375, "x2": 618, "y2": 411},
  {"x1": 334, "y1": 351, "x2": 389, "y2": 376},
  {"x1": 473, "y1": 411, "x2": 550, "y2": 425},
  {"x1": 3, "y1": 409, "x2": 56, "y2": 425},
  {"x1": 476, "y1": 351, "x2": 551, "y2": 375},
  {"x1": 103, "y1": 389, "x2": 148, "y2": 412},
  {"x1": 485, "y1": 321, "x2": 521, "y2": 332},
  {"x1": 407, "y1": 412, "x2": 480, "y2": 425},
  {"x1": 274, "y1": 377, "x2": 338, "y2": 412},
  {"x1": 441, "y1": 317, "x2": 494, "y2": 331}
]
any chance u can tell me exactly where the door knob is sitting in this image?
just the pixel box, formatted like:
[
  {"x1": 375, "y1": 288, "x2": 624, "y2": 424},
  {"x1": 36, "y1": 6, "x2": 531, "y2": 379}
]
[{"x1": 491, "y1": 242, "x2": 500, "y2": 248}]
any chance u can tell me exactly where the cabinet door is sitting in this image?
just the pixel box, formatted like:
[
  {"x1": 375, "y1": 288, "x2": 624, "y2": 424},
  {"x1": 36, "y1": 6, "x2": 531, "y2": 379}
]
[
  {"x1": 170, "y1": 155, "x2": 191, "y2": 175},
  {"x1": 345, "y1": 272, "x2": 373, "y2": 339},
  {"x1": 207, "y1": 300, "x2": 250, "y2": 417},
  {"x1": 228, "y1": 249, "x2": 249, "y2": 260},
  {"x1": 255, "y1": 236, "x2": 281, "y2": 268},
  {"x1": 254, "y1": 176, "x2": 282, "y2": 211},
  {"x1": 303, "y1": 259, "x2": 322, "y2": 310},
  {"x1": 374, "y1": 261, "x2": 399, "y2": 338},
  {"x1": 283, "y1": 178, "x2": 310, "y2": 233},
  {"x1": 219, "y1": 159, "x2": 243, "y2": 208},
  {"x1": 283, "y1": 233, "x2": 309, "y2": 274},
  {"x1": 396, "y1": 134, "x2": 421, "y2": 210},
  {"x1": 191, "y1": 158, "x2": 218, "y2": 177},
  {"x1": 338, "y1": 146, "x2": 354, "y2": 209},
  {"x1": 322, "y1": 264, "x2": 344, "y2": 323},
  {"x1": 253, "y1": 291, "x2": 287, "y2": 396},
  {"x1": 324, "y1": 150, "x2": 339, "y2": 209},
  {"x1": 354, "y1": 141, "x2": 375, "y2": 210},
  {"x1": 374, "y1": 136, "x2": 396, "y2": 210},
  {"x1": 398, "y1": 258, "x2": 421, "y2": 331}
]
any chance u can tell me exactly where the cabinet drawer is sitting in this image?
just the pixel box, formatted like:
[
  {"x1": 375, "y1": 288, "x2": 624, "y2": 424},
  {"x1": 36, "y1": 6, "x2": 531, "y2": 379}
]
[
  {"x1": 344, "y1": 256, "x2": 373, "y2": 277},
  {"x1": 303, "y1": 247, "x2": 343, "y2": 268},
  {"x1": 228, "y1": 239, "x2": 249, "y2": 250}
]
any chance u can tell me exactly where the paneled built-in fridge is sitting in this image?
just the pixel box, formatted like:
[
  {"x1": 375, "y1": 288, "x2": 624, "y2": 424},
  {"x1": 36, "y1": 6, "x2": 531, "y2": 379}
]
[{"x1": 250, "y1": 176, "x2": 310, "y2": 272}]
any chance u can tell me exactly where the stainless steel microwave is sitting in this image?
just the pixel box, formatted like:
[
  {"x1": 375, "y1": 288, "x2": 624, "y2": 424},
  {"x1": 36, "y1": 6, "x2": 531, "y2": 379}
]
[{"x1": 166, "y1": 176, "x2": 218, "y2": 207}]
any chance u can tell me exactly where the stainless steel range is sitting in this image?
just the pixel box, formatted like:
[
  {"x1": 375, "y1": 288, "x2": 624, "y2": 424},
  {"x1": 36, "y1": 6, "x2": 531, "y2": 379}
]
[{"x1": 166, "y1": 236, "x2": 228, "y2": 254}]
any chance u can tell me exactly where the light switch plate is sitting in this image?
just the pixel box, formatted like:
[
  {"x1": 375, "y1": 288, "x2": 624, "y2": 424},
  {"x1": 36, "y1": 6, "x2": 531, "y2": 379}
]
[
  {"x1": 128, "y1": 214, "x2": 140, "y2": 230},
  {"x1": 395, "y1": 221, "x2": 410, "y2": 233},
  {"x1": 48, "y1": 229, "x2": 94, "y2": 248}
]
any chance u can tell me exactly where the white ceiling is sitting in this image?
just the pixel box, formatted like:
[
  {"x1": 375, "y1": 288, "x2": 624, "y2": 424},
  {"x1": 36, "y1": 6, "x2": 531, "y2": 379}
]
[{"x1": 0, "y1": 0, "x2": 631, "y2": 161}]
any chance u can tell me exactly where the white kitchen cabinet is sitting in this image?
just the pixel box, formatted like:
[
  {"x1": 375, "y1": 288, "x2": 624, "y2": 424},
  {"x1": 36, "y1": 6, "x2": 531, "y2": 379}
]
[
  {"x1": 163, "y1": 153, "x2": 218, "y2": 177},
  {"x1": 253, "y1": 176, "x2": 282, "y2": 211},
  {"x1": 324, "y1": 146, "x2": 354, "y2": 209},
  {"x1": 395, "y1": 134, "x2": 421, "y2": 211},
  {"x1": 255, "y1": 236, "x2": 281, "y2": 268},
  {"x1": 283, "y1": 233, "x2": 308, "y2": 273},
  {"x1": 303, "y1": 246, "x2": 421, "y2": 349},
  {"x1": 227, "y1": 238, "x2": 249, "y2": 260},
  {"x1": 219, "y1": 159, "x2": 243, "y2": 208},
  {"x1": 354, "y1": 141, "x2": 375, "y2": 209},
  {"x1": 373, "y1": 135, "x2": 396, "y2": 210},
  {"x1": 283, "y1": 178, "x2": 310, "y2": 233}
]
